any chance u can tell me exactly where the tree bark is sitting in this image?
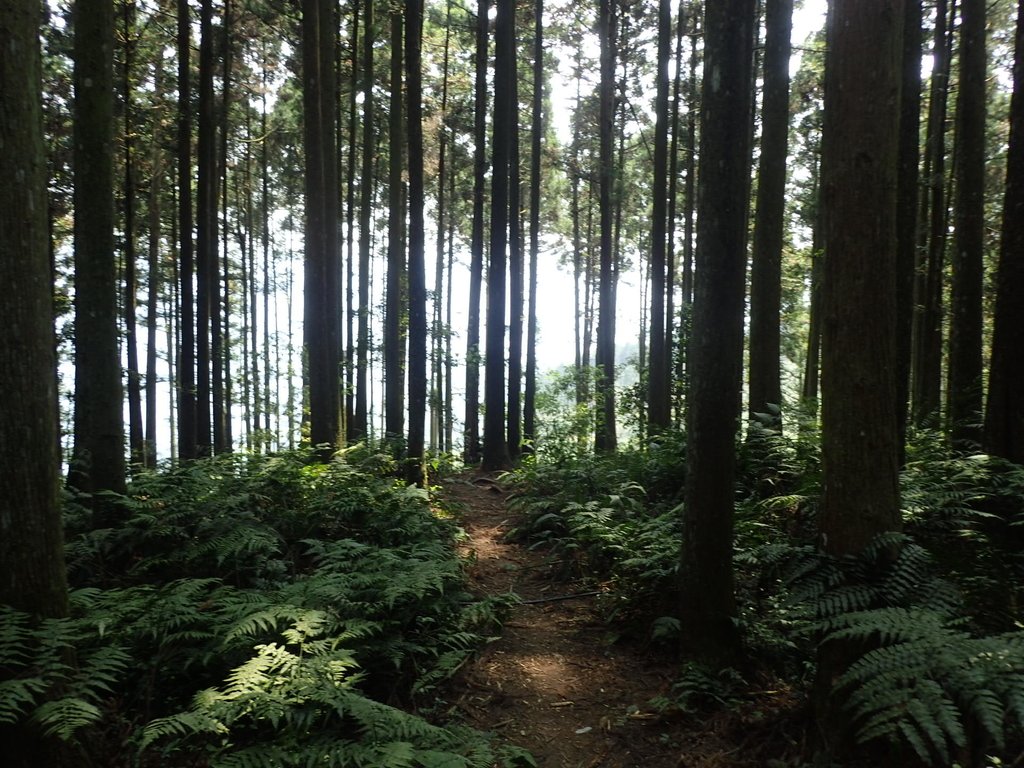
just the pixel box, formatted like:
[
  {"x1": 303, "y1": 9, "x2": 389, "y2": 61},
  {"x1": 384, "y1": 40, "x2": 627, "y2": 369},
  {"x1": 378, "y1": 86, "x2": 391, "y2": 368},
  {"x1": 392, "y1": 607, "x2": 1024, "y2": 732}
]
[
  {"x1": 894, "y1": 0, "x2": 921, "y2": 462},
  {"x1": 815, "y1": 0, "x2": 903, "y2": 752},
  {"x1": 71, "y1": 0, "x2": 127, "y2": 514},
  {"x1": 482, "y1": 0, "x2": 516, "y2": 471},
  {"x1": 747, "y1": 0, "x2": 792, "y2": 434},
  {"x1": 354, "y1": 0, "x2": 374, "y2": 442},
  {"x1": 177, "y1": 0, "x2": 197, "y2": 461},
  {"x1": 145, "y1": 59, "x2": 165, "y2": 468},
  {"x1": 406, "y1": 0, "x2": 427, "y2": 480},
  {"x1": 463, "y1": 0, "x2": 488, "y2": 464},
  {"x1": 911, "y1": 0, "x2": 952, "y2": 428},
  {"x1": 384, "y1": 8, "x2": 406, "y2": 445},
  {"x1": 984, "y1": 1, "x2": 1024, "y2": 465},
  {"x1": 0, "y1": 10, "x2": 71, "y2": 757},
  {"x1": 195, "y1": 0, "x2": 216, "y2": 456},
  {"x1": 947, "y1": 0, "x2": 986, "y2": 449},
  {"x1": 647, "y1": 0, "x2": 672, "y2": 433},
  {"x1": 524, "y1": 0, "x2": 543, "y2": 451},
  {"x1": 594, "y1": 0, "x2": 618, "y2": 454},
  {"x1": 303, "y1": 0, "x2": 341, "y2": 453},
  {"x1": 679, "y1": 0, "x2": 755, "y2": 663},
  {"x1": 123, "y1": 0, "x2": 145, "y2": 468}
]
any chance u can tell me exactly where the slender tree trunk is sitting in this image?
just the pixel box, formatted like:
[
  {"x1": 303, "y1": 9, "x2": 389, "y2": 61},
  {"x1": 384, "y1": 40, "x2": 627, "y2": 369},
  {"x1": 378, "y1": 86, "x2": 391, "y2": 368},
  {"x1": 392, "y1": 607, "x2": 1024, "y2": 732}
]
[
  {"x1": 947, "y1": 0, "x2": 986, "y2": 449},
  {"x1": 145, "y1": 60, "x2": 165, "y2": 468},
  {"x1": 594, "y1": 0, "x2": 618, "y2": 454},
  {"x1": 747, "y1": 0, "x2": 792, "y2": 434},
  {"x1": 571, "y1": 59, "x2": 584, "y2": 409},
  {"x1": 385, "y1": 8, "x2": 406, "y2": 445},
  {"x1": 303, "y1": 0, "x2": 341, "y2": 453},
  {"x1": 354, "y1": 0, "x2": 374, "y2": 442},
  {"x1": 984, "y1": 1, "x2": 1024, "y2": 464},
  {"x1": 912, "y1": 0, "x2": 952, "y2": 427},
  {"x1": 71, "y1": 0, "x2": 127, "y2": 512},
  {"x1": 432, "y1": 6, "x2": 452, "y2": 454},
  {"x1": 507, "y1": 41, "x2": 524, "y2": 463},
  {"x1": 406, "y1": 0, "x2": 427, "y2": 480},
  {"x1": 195, "y1": 0, "x2": 216, "y2": 456},
  {"x1": 464, "y1": 0, "x2": 488, "y2": 464},
  {"x1": 176, "y1": 0, "x2": 196, "y2": 461},
  {"x1": 123, "y1": 0, "x2": 145, "y2": 468},
  {"x1": 665, "y1": 1, "x2": 687, "y2": 428},
  {"x1": 679, "y1": 0, "x2": 755, "y2": 663},
  {"x1": 801, "y1": 163, "x2": 823, "y2": 414},
  {"x1": 524, "y1": 0, "x2": 543, "y2": 451},
  {"x1": 893, "y1": 0, "x2": 921, "y2": 462},
  {"x1": 213, "y1": 0, "x2": 232, "y2": 454},
  {"x1": 445, "y1": 166, "x2": 456, "y2": 451},
  {"x1": 345, "y1": 2, "x2": 359, "y2": 441},
  {"x1": 648, "y1": 0, "x2": 672, "y2": 433},
  {"x1": 482, "y1": 0, "x2": 516, "y2": 471}
]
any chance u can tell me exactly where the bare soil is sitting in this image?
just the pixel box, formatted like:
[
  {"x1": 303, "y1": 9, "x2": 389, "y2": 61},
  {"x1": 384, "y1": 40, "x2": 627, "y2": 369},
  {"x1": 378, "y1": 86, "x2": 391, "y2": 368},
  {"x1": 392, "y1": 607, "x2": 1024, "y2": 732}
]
[{"x1": 440, "y1": 472, "x2": 806, "y2": 768}]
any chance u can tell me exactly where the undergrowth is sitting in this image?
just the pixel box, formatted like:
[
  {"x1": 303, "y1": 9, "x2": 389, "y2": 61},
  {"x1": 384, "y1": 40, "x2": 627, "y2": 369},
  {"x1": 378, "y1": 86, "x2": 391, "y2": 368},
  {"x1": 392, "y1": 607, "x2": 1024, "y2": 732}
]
[
  {"x1": 505, "y1": 426, "x2": 1024, "y2": 765},
  {"x1": 2, "y1": 448, "x2": 529, "y2": 768}
]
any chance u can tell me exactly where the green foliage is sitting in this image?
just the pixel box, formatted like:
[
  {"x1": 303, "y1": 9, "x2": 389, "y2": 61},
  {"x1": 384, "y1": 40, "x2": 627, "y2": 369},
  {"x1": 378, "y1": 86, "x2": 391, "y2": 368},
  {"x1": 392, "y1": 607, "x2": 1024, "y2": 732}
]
[
  {"x1": 506, "y1": 440, "x2": 687, "y2": 624},
  {"x1": 649, "y1": 662, "x2": 746, "y2": 715},
  {"x1": 0, "y1": 600, "x2": 131, "y2": 741},
  {"x1": 901, "y1": 449, "x2": 1024, "y2": 629},
  {"x1": 750, "y1": 532, "x2": 1024, "y2": 764},
  {"x1": 3, "y1": 449, "x2": 523, "y2": 766}
]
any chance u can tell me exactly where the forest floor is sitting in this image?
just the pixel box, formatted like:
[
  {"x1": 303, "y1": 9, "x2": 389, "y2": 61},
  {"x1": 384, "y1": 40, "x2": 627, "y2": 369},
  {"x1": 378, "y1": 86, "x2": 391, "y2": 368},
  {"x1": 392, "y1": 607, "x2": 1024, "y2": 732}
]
[{"x1": 439, "y1": 471, "x2": 806, "y2": 768}]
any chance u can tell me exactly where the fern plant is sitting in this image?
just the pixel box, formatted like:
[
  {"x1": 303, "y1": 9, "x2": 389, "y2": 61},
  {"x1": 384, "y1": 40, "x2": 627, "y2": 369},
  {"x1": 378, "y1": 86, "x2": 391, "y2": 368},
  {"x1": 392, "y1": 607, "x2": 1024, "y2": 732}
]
[
  {"x1": 7, "y1": 449, "x2": 530, "y2": 766},
  {"x1": 751, "y1": 533, "x2": 1024, "y2": 764},
  {"x1": 137, "y1": 609, "x2": 510, "y2": 768},
  {"x1": 0, "y1": 599, "x2": 131, "y2": 741}
]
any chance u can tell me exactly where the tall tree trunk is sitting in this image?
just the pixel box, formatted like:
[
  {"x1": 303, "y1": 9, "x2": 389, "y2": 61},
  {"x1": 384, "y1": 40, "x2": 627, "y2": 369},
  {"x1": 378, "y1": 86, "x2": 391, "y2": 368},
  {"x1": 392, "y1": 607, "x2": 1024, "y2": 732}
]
[
  {"x1": 0, "y1": 3, "x2": 71, "y2": 761},
  {"x1": 195, "y1": 0, "x2": 216, "y2": 456},
  {"x1": 524, "y1": 0, "x2": 543, "y2": 451},
  {"x1": 801, "y1": 163, "x2": 823, "y2": 414},
  {"x1": 354, "y1": 0, "x2": 374, "y2": 442},
  {"x1": 571, "y1": 59, "x2": 584, "y2": 409},
  {"x1": 815, "y1": 0, "x2": 903, "y2": 751},
  {"x1": 594, "y1": 0, "x2": 618, "y2": 454},
  {"x1": 894, "y1": 0, "x2": 921, "y2": 462},
  {"x1": 648, "y1": 0, "x2": 672, "y2": 433},
  {"x1": 406, "y1": 0, "x2": 427, "y2": 480},
  {"x1": 385, "y1": 8, "x2": 406, "y2": 445},
  {"x1": 679, "y1": 0, "x2": 755, "y2": 663},
  {"x1": 71, "y1": 0, "x2": 127, "y2": 514},
  {"x1": 176, "y1": 0, "x2": 197, "y2": 461},
  {"x1": 464, "y1": 0, "x2": 488, "y2": 464},
  {"x1": 507, "y1": 32, "x2": 524, "y2": 463},
  {"x1": 947, "y1": 0, "x2": 986, "y2": 449},
  {"x1": 433, "y1": 4, "x2": 452, "y2": 454},
  {"x1": 123, "y1": 0, "x2": 145, "y2": 468},
  {"x1": 303, "y1": 0, "x2": 341, "y2": 453},
  {"x1": 345, "y1": 2, "x2": 359, "y2": 441},
  {"x1": 912, "y1": 0, "x2": 952, "y2": 427},
  {"x1": 145, "y1": 59, "x2": 165, "y2": 468},
  {"x1": 482, "y1": 0, "x2": 516, "y2": 471},
  {"x1": 984, "y1": 1, "x2": 1024, "y2": 465},
  {"x1": 213, "y1": 0, "x2": 232, "y2": 454},
  {"x1": 747, "y1": 0, "x2": 792, "y2": 434},
  {"x1": 680, "y1": 11, "x2": 697, "y2": 310},
  {"x1": 665, "y1": 0, "x2": 688, "y2": 428}
]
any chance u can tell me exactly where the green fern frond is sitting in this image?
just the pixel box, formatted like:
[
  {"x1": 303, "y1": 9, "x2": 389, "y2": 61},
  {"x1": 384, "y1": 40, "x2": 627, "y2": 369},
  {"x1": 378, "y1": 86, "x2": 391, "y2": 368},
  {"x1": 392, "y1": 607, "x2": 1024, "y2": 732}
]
[{"x1": 31, "y1": 697, "x2": 103, "y2": 741}]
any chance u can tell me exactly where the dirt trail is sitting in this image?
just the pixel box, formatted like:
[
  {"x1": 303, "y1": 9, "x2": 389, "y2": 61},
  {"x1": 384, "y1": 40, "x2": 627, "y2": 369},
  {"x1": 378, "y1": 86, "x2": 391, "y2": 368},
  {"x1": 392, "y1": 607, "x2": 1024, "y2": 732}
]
[{"x1": 442, "y1": 473, "x2": 722, "y2": 768}]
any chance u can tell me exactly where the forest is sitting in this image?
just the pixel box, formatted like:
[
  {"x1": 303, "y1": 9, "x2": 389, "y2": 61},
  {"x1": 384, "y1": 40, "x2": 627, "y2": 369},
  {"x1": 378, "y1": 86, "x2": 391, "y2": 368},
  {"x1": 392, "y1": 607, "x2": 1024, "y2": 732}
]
[{"x1": 2, "y1": 0, "x2": 1024, "y2": 763}]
